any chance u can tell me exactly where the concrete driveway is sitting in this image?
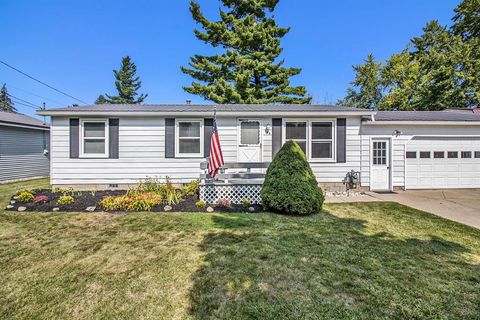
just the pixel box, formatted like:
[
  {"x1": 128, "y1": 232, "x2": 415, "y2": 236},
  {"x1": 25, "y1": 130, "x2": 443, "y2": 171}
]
[{"x1": 367, "y1": 189, "x2": 480, "y2": 229}]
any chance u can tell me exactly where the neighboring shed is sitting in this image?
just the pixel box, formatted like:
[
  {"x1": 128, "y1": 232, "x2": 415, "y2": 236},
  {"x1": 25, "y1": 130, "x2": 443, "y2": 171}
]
[{"x1": 0, "y1": 111, "x2": 50, "y2": 182}]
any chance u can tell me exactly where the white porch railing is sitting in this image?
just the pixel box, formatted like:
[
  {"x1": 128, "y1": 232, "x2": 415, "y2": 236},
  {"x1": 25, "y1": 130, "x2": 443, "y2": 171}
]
[{"x1": 199, "y1": 161, "x2": 270, "y2": 204}]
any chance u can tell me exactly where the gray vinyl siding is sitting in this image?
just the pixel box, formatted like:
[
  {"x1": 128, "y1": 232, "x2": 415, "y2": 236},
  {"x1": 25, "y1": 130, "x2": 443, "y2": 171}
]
[{"x1": 0, "y1": 126, "x2": 50, "y2": 182}]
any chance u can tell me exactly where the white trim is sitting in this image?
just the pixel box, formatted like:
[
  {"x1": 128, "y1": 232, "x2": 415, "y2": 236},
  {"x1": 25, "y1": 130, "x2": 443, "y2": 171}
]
[
  {"x1": 175, "y1": 119, "x2": 204, "y2": 158},
  {"x1": 369, "y1": 137, "x2": 393, "y2": 192},
  {"x1": 38, "y1": 111, "x2": 376, "y2": 117},
  {"x1": 282, "y1": 118, "x2": 336, "y2": 162},
  {"x1": 236, "y1": 119, "x2": 263, "y2": 162},
  {"x1": 80, "y1": 119, "x2": 109, "y2": 158}
]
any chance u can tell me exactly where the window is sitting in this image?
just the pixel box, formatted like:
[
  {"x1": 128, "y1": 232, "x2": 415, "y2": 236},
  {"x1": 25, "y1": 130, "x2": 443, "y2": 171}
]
[
  {"x1": 373, "y1": 141, "x2": 387, "y2": 165},
  {"x1": 285, "y1": 121, "x2": 307, "y2": 154},
  {"x1": 284, "y1": 120, "x2": 335, "y2": 161},
  {"x1": 461, "y1": 151, "x2": 472, "y2": 158},
  {"x1": 434, "y1": 151, "x2": 445, "y2": 159},
  {"x1": 475, "y1": 151, "x2": 480, "y2": 158},
  {"x1": 406, "y1": 151, "x2": 417, "y2": 159},
  {"x1": 311, "y1": 122, "x2": 333, "y2": 159},
  {"x1": 81, "y1": 120, "x2": 108, "y2": 157},
  {"x1": 448, "y1": 151, "x2": 458, "y2": 158},
  {"x1": 176, "y1": 120, "x2": 203, "y2": 157},
  {"x1": 420, "y1": 151, "x2": 431, "y2": 159},
  {"x1": 240, "y1": 121, "x2": 260, "y2": 145}
]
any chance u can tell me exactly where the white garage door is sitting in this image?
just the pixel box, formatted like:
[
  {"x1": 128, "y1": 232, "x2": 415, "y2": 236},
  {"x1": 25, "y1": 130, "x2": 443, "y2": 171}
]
[{"x1": 406, "y1": 137, "x2": 480, "y2": 189}]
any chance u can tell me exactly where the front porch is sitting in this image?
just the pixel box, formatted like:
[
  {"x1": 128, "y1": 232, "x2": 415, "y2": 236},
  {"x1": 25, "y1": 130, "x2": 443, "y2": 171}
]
[{"x1": 199, "y1": 161, "x2": 270, "y2": 204}]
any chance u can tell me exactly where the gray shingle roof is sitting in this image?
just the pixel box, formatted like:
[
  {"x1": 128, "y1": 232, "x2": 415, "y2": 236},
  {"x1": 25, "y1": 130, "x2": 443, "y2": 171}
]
[
  {"x1": 39, "y1": 104, "x2": 366, "y2": 113},
  {"x1": 374, "y1": 111, "x2": 480, "y2": 122},
  {"x1": 0, "y1": 111, "x2": 49, "y2": 128}
]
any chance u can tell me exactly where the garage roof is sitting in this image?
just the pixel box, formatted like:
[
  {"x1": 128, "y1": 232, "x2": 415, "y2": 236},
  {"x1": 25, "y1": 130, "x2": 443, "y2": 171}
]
[
  {"x1": 0, "y1": 111, "x2": 49, "y2": 129},
  {"x1": 374, "y1": 111, "x2": 480, "y2": 122}
]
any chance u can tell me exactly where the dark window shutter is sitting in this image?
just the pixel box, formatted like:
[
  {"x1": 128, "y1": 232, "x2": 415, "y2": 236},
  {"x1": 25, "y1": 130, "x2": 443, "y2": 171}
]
[
  {"x1": 272, "y1": 118, "x2": 282, "y2": 158},
  {"x1": 109, "y1": 118, "x2": 119, "y2": 159},
  {"x1": 336, "y1": 118, "x2": 346, "y2": 163},
  {"x1": 69, "y1": 118, "x2": 79, "y2": 159},
  {"x1": 165, "y1": 118, "x2": 175, "y2": 158},
  {"x1": 204, "y1": 118, "x2": 213, "y2": 158}
]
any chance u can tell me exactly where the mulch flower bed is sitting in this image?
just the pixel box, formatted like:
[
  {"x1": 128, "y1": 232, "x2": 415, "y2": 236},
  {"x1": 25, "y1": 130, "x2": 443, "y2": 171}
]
[{"x1": 5, "y1": 189, "x2": 265, "y2": 213}]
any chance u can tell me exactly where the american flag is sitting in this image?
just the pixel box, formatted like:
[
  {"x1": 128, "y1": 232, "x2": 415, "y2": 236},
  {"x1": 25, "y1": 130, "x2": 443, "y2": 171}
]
[{"x1": 208, "y1": 118, "x2": 224, "y2": 177}]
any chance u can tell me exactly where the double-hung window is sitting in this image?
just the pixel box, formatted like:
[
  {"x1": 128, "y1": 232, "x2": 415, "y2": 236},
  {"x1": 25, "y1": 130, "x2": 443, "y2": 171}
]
[
  {"x1": 81, "y1": 120, "x2": 108, "y2": 157},
  {"x1": 175, "y1": 120, "x2": 204, "y2": 157},
  {"x1": 285, "y1": 122, "x2": 307, "y2": 154},
  {"x1": 284, "y1": 120, "x2": 335, "y2": 161}
]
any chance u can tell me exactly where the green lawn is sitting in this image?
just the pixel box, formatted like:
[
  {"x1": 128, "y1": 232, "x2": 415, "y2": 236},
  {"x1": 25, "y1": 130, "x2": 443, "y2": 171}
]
[{"x1": 0, "y1": 179, "x2": 479, "y2": 319}]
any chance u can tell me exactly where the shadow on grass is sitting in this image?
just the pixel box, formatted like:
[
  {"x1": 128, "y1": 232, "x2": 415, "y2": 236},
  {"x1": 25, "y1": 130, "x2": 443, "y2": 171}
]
[{"x1": 188, "y1": 211, "x2": 480, "y2": 319}]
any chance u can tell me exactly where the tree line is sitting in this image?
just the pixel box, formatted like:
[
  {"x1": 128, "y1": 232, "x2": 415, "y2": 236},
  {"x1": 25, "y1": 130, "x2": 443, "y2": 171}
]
[
  {"x1": 2, "y1": 0, "x2": 477, "y2": 112},
  {"x1": 339, "y1": 0, "x2": 479, "y2": 110}
]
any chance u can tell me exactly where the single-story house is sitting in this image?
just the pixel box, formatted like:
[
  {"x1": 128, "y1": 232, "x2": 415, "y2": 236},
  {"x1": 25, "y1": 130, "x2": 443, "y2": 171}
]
[
  {"x1": 37, "y1": 104, "x2": 480, "y2": 192},
  {"x1": 0, "y1": 111, "x2": 50, "y2": 183}
]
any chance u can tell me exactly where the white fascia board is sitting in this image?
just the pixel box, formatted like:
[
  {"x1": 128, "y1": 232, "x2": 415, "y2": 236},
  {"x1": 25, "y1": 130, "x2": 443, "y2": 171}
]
[
  {"x1": 37, "y1": 111, "x2": 376, "y2": 117},
  {"x1": 363, "y1": 121, "x2": 480, "y2": 126}
]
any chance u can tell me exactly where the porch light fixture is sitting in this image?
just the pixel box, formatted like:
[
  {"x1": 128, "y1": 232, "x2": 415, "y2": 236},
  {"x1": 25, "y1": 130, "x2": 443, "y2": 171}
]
[
  {"x1": 264, "y1": 124, "x2": 271, "y2": 135},
  {"x1": 393, "y1": 130, "x2": 402, "y2": 137}
]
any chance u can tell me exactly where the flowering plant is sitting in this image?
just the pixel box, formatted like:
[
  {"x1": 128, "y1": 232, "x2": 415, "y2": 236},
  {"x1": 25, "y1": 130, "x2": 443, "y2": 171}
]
[
  {"x1": 33, "y1": 195, "x2": 48, "y2": 204},
  {"x1": 216, "y1": 198, "x2": 232, "y2": 207}
]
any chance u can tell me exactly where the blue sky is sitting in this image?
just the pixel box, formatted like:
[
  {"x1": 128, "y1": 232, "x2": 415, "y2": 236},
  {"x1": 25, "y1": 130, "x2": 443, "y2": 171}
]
[{"x1": 1, "y1": 0, "x2": 458, "y2": 119}]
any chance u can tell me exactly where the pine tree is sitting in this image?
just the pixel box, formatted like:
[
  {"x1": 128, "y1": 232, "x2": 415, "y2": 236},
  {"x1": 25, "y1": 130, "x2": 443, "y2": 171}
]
[
  {"x1": 106, "y1": 56, "x2": 148, "y2": 104},
  {"x1": 95, "y1": 94, "x2": 108, "y2": 104},
  {"x1": 181, "y1": 0, "x2": 310, "y2": 104},
  {"x1": 338, "y1": 54, "x2": 383, "y2": 109},
  {"x1": 0, "y1": 83, "x2": 17, "y2": 113},
  {"x1": 452, "y1": 0, "x2": 480, "y2": 41}
]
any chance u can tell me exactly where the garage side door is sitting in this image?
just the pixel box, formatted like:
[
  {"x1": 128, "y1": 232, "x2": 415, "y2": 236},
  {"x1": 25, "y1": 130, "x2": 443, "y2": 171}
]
[{"x1": 406, "y1": 137, "x2": 480, "y2": 189}]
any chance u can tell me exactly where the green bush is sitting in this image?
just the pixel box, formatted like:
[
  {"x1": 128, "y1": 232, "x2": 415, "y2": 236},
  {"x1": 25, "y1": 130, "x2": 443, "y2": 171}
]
[
  {"x1": 18, "y1": 191, "x2": 35, "y2": 202},
  {"x1": 261, "y1": 140, "x2": 324, "y2": 215},
  {"x1": 195, "y1": 200, "x2": 206, "y2": 208},
  {"x1": 182, "y1": 180, "x2": 199, "y2": 196},
  {"x1": 242, "y1": 198, "x2": 251, "y2": 207},
  {"x1": 57, "y1": 195, "x2": 75, "y2": 205}
]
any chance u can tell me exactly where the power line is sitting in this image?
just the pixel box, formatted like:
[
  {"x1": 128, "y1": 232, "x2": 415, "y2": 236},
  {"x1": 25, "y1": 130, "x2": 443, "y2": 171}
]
[
  {"x1": 10, "y1": 99, "x2": 38, "y2": 110},
  {"x1": 7, "y1": 83, "x2": 65, "y2": 106},
  {"x1": 7, "y1": 93, "x2": 41, "y2": 109},
  {"x1": 0, "y1": 59, "x2": 88, "y2": 104}
]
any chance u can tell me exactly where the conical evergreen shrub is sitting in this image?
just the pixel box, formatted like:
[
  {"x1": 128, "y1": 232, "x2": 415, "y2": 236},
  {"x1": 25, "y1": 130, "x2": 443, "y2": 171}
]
[{"x1": 261, "y1": 141, "x2": 324, "y2": 215}]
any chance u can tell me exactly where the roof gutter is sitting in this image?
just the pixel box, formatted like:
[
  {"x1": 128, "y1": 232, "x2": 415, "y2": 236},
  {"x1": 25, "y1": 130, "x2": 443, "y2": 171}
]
[
  {"x1": 363, "y1": 120, "x2": 480, "y2": 125},
  {"x1": 37, "y1": 111, "x2": 376, "y2": 117},
  {"x1": 0, "y1": 120, "x2": 50, "y2": 130}
]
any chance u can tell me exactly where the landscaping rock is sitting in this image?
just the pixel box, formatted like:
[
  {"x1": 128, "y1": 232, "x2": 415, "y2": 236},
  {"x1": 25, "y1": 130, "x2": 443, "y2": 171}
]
[
  {"x1": 164, "y1": 205, "x2": 172, "y2": 212},
  {"x1": 206, "y1": 206, "x2": 214, "y2": 212},
  {"x1": 10, "y1": 200, "x2": 16, "y2": 204},
  {"x1": 6, "y1": 205, "x2": 14, "y2": 209},
  {"x1": 248, "y1": 206, "x2": 255, "y2": 212},
  {"x1": 52, "y1": 207, "x2": 60, "y2": 212},
  {"x1": 85, "y1": 206, "x2": 96, "y2": 212},
  {"x1": 13, "y1": 196, "x2": 19, "y2": 200},
  {"x1": 17, "y1": 206, "x2": 27, "y2": 212}
]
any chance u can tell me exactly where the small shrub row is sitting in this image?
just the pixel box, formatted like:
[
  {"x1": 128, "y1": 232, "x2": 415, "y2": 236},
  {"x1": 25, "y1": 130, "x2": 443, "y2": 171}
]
[{"x1": 101, "y1": 192, "x2": 162, "y2": 211}]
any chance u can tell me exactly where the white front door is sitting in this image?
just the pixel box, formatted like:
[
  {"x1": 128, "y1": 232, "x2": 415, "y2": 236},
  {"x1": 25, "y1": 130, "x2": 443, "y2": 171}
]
[
  {"x1": 238, "y1": 119, "x2": 262, "y2": 162},
  {"x1": 371, "y1": 139, "x2": 391, "y2": 191}
]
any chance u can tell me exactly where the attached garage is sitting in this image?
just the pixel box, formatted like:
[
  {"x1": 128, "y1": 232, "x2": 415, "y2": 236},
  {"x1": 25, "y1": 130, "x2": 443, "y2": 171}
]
[{"x1": 405, "y1": 137, "x2": 480, "y2": 189}]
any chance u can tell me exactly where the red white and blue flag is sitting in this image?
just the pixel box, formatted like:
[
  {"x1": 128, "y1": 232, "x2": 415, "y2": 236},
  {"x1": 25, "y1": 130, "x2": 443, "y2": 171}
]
[{"x1": 208, "y1": 118, "x2": 224, "y2": 177}]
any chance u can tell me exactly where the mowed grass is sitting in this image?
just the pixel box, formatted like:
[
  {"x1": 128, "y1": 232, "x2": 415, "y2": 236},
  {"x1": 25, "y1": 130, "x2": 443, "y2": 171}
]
[{"x1": 0, "y1": 179, "x2": 479, "y2": 319}]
